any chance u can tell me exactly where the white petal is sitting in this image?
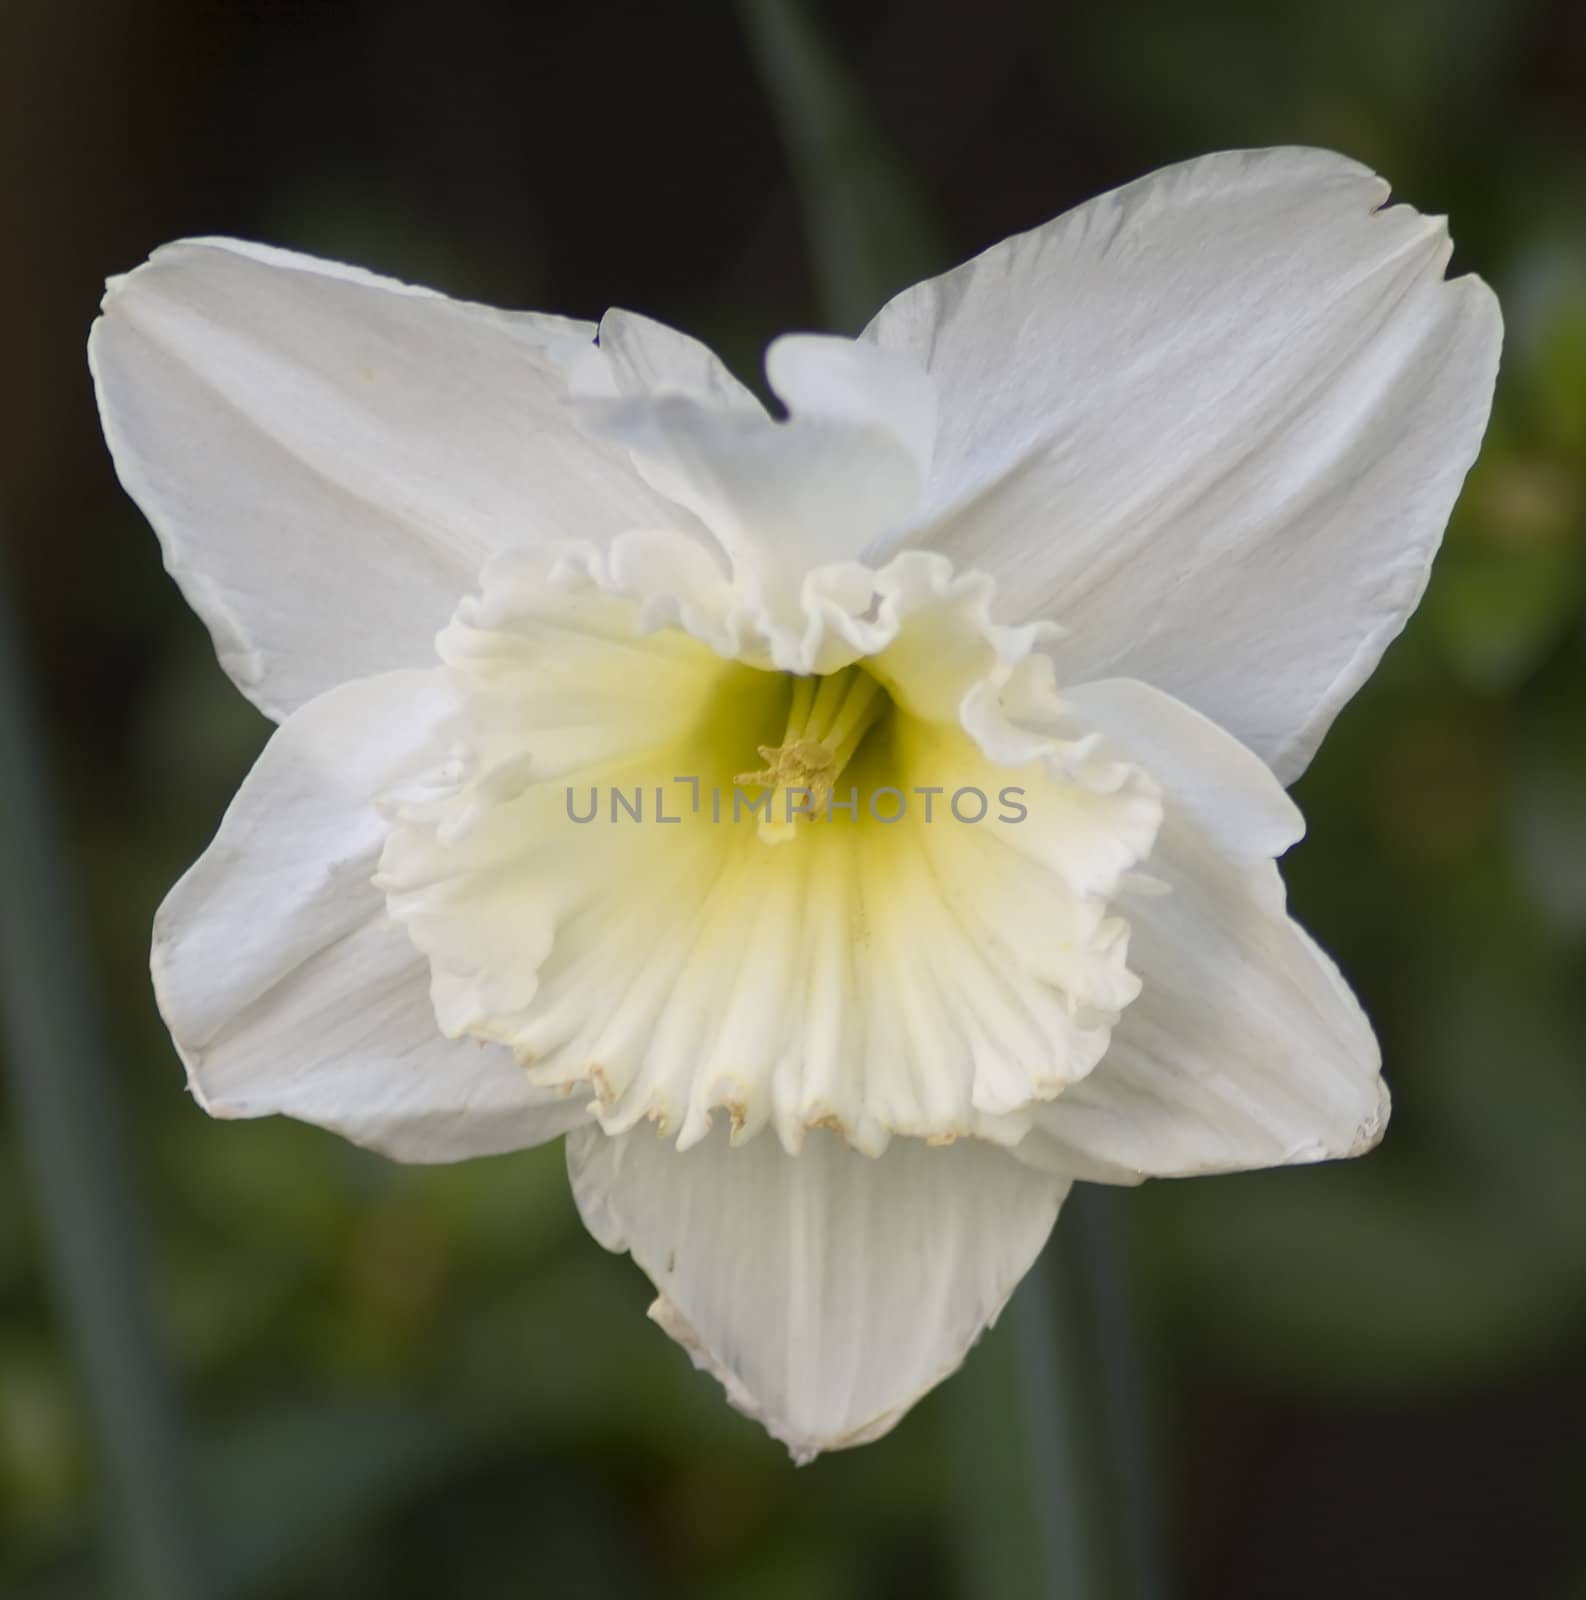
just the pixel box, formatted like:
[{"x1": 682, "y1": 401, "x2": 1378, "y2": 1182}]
[
  {"x1": 1062, "y1": 677, "x2": 1304, "y2": 860},
  {"x1": 566, "y1": 1122, "x2": 1068, "y2": 1459},
  {"x1": 578, "y1": 339, "x2": 936, "y2": 645},
  {"x1": 154, "y1": 669, "x2": 586, "y2": 1160},
  {"x1": 764, "y1": 333, "x2": 937, "y2": 488},
  {"x1": 1022, "y1": 678, "x2": 1386, "y2": 1182},
  {"x1": 573, "y1": 305, "x2": 766, "y2": 414},
  {"x1": 90, "y1": 239, "x2": 674, "y2": 718},
  {"x1": 866, "y1": 147, "x2": 1503, "y2": 780}
]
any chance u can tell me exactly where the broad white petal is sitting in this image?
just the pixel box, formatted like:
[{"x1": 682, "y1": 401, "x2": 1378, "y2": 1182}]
[
  {"x1": 1022, "y1": 677, "x2": 1386, "y2": 1182},
  {"x1": 566, "y1": 1122, "x2": 1068, "y2": 1459},
  {"x1": 90, "y1": 239, "x2": 674, "y2": 718},
  {"x1": 154, "y1": 669, "x2": 586, "y2": 1160},
  {"x1": 866, "y1": 147, "x2": 1502, "y2": 780}
]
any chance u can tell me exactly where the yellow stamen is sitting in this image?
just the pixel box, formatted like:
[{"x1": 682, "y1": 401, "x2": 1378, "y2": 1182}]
[{"x1": 734, "y1": 666, "x2": 888, "y2": 842}]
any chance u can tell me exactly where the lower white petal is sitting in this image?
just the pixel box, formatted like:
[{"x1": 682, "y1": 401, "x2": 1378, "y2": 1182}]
[
  {"x1": 153, "y1": 670, "x2": 587, "y2": 1160},
  {"x1": 1021, "y1": 680, "x2": 1386, "y2": 1181},
  {"x1": 566, "y1": 1121, "x2": 1068, "y2": 1460}
]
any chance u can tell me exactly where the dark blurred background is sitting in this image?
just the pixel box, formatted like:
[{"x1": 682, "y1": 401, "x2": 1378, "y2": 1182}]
[{"x1": 2, "y1": 1, "x2": 1584, "y2": 1596}]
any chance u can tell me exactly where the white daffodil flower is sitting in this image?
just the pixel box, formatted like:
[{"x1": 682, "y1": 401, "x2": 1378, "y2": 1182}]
[{"x1": 90, "y1": 148, "x2": 1500, "y2": 1460}]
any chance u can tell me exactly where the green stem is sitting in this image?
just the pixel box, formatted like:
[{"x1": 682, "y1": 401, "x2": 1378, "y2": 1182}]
[
  {"x1": 946, "y1": 1195, "x2": 1169, "y2": 1600},
  {"x1": 1071, "y1": 1187, "x2": 1171, "y2": 1600},
  {"x1": 1011, "y1": 1243, "x2": 1104, "y2": 1597},
  {"x1": 0, "y1": 570, "x2": 210, "y2": 1600},
  {"x1": 737, "y1": 0, "x2": 946, "y2": 333}
]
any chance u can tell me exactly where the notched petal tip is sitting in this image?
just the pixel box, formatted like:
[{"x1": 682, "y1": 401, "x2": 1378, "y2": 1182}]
[
  {"x1": 1349, "y1": 1075, "x2": 1393, "y2": 1158},
  {"x1": 647, "y1": 1292, "x2": 931, "y2": 1464},
  {"x1": 97, "y1": 274, "x2": 130, "y2": 314}
]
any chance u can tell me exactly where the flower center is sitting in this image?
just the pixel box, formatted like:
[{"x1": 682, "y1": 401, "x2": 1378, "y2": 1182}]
[
  {"x1": 734, "y1": 666, "x2": 890, "y2": 842},
  {"x1": 377, "y1": 541, "x2": 1164, "y2": 1156}
]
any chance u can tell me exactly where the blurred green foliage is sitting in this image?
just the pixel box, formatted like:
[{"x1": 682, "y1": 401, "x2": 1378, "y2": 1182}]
[{"x1": 1, "y1": 1, "x2": 1583, "y2": 1596}]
